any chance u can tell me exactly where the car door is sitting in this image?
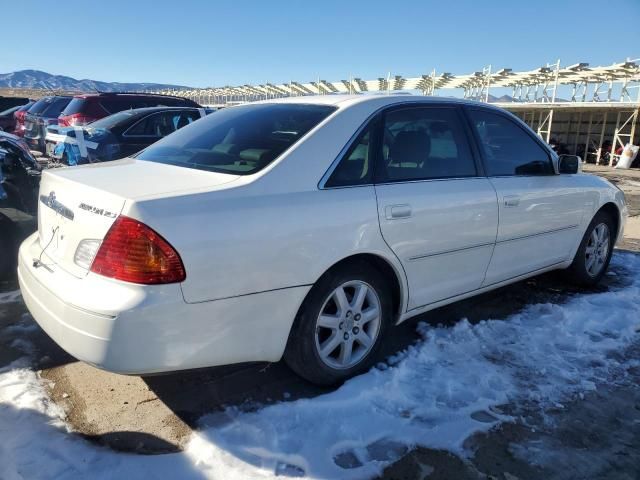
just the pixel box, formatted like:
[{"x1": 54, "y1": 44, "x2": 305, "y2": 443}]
[
  {"x1": 465, "y1": 107, "x2": 587, "y2": 285},
  {"x1": 373, "y1": 105, "x2": 499, "y2": 310}
]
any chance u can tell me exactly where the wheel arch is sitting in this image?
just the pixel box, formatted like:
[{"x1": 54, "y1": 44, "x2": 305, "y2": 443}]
[
  {"x1": 597, "y1": 202, "x2": 622, "y2": 243},
  {"x1": 308, "y1": 252, "x2": 407, "y2": 323}
]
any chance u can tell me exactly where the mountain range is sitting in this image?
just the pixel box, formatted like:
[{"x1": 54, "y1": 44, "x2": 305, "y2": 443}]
[{"x1": 0, "y1": 70, "x2": 189, "y2": 93}]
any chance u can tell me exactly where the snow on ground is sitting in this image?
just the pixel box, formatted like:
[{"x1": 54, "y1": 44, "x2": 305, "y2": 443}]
[
  {"x1": 1, "y1": 253, "x2": 639, "y2": 479},
  {"x1": 0, "y1": 289, "x2": 21, "y2": 304}
]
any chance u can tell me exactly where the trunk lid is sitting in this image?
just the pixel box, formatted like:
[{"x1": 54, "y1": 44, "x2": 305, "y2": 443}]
[{"x1": 37, "y1": 159, "x2": 240, "y2": 278}]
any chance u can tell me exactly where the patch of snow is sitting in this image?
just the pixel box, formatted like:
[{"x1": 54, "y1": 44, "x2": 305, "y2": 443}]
[
  {"x1": 0, "y1": 290, "x2": 21, "y2": 304},
  {"x1": 0, "y1": 253, "x2": 639, "y2": 479}
]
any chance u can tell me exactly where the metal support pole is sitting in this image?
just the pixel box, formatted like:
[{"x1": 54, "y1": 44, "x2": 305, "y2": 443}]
[
  {"x1": 551, "y1": 59, "x2": 560, "y2": 103},
  {"x1": 610, "y1": 111, "x2": 622, "y2": 166},
  {"x1": 584, "y1": 112, "x2": 593, "y2": 163},
  {"x1": 596, "y1": 112, "x2": 608, "y2": 165},
  {"x1": 573, "y1": 111, "x2": 582, "y2": 155}
]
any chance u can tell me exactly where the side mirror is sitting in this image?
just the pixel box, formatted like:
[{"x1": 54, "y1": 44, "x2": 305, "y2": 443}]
[{"x1": 558, "y1": 154, "x2": 580, "y2": 174}]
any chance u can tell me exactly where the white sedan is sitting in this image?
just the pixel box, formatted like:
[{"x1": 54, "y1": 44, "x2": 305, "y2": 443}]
[{"x1": 18, "y1": 95, "x2": 627, "y2": 385}]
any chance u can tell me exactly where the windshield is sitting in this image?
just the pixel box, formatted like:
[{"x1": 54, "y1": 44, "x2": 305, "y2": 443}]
[
  {"x1": 136, "y1": 103, "x2": 336, "y2": 175},
  {"x1": 87, "y1": 110, "x2": 136, "y2": 129}
]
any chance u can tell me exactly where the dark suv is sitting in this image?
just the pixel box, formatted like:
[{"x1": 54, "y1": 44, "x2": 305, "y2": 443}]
[
  {"x1": 0, "y1": 132, "x2": 40, "y2": 279},
  {"x1": 58, "y1": 92, "x2": 201, "y2": 127},
  {"x1": 24, "y1": 95, "x2": 73, "y2": 152}
]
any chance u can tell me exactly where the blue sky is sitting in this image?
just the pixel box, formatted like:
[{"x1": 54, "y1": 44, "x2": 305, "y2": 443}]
[{"x1": 2, "y1": 0, "x2": 639, "y2": 88}]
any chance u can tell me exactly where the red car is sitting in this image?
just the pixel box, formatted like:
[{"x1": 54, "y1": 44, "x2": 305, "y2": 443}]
[
  {"x1": 58, "y1": 92, "x2": 201, "y2": 127},
  {"x1": 0, "y1": 101, "x2": 34, "y2": 135},
  {"x1": 13, "y1": 101, "x2": 36, "y2": 135}
]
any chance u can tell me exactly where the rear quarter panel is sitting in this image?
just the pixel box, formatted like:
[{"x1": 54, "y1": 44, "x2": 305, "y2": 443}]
[{"x1": 124, "y1": 184, "x2": 404, "y2": 305}]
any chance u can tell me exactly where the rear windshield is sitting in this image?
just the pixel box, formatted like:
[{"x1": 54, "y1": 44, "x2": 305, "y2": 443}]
[
  {"x1": 86, "y1": 110, "x2": 136, "y2": 129},
  {"x1": 41, "y1": 97, "x2": 72, "y2": 117},
  {"x1": 61, "y1": 98, "x2": 86, "y2": 116},
  {"x1": 136, "y1": 103, "x2": 336, "y2": 175},
  {"x1": 27, "y1": 97, "x2": 54, "y2": 115}
]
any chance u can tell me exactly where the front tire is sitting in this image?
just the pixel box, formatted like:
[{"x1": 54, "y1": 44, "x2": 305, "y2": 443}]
[
  {"x1": 566, "y1": 211, "x2": 615, "y2": 286},
  {"x1": 284, "y1": 261, "x2": 393, "y2": 385}
]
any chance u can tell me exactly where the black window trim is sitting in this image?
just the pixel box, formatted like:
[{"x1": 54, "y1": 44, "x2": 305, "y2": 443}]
[{"x1": 462, "y1": 105, "x2": 558, "y2": 178}]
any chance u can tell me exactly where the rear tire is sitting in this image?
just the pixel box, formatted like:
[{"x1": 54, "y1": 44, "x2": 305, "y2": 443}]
[
  {"x1": 284, "y1": 261, "x2": 393, "y2": 385},
  {"x1": 565, "y1": 210, "x2": 615, "y2": 286}
]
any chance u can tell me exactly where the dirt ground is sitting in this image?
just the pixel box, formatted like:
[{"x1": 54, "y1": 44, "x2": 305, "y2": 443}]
[{"x1": 2, "y1": 164, "x2": 639, "y2": 479}]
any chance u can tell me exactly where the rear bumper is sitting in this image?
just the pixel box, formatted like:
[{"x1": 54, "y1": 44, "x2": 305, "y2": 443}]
[{"x1": 18, "y1": 232, "x2": 308, "y2": 374}]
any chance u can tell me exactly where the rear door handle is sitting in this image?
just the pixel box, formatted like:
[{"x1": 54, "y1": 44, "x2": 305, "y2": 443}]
[
  {"x1": 503, "y1": 195, "x2": 520, "y2": 207},
  {"x1": 385, "y1": 204, "x2": 412, "y2": 219}
]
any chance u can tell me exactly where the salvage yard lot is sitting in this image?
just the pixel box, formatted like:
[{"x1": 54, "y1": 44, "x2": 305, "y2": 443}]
[{"x1": 1, "y1": 166, "x2": 639, "y2": 480}]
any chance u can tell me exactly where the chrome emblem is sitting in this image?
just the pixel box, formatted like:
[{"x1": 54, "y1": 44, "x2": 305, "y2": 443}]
[{"x1": 39, "y1": 191, "x2": 74, "y2": 221}]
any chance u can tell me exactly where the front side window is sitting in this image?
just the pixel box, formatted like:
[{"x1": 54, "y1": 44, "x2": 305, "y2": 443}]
[
  {"x1": 377, "y1": 107, "x2": 476, "y2": 183},
  {"x1": 137, "y1": 104, "x2": 336, "y2": 175},
  {"x1": 467, "y1": 109, "x2": 553, "y2": 176}
]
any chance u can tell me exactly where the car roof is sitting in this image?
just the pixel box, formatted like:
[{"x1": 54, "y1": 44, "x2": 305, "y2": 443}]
[
  {"x1": 252, "y1": 93, "x2": 502, "y2": 110},
  {"x1": 74, "y1": 92, "x2": 192, "y2": 101},
  {"x1": 121, "y1": 106, "x2": 200, "y2": 115}
]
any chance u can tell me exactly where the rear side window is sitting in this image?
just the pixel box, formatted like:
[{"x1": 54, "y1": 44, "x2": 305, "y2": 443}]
[
  {"x1": 100, "y1": 96, "x2": 193, "y2": 114},
  {"x1": 377, "y1": 107, "x2": 476, "y2": 182},
  {"x1": 467, "y1": 109, "x2": 553, "y2": 176},
  {"x1": 325, "y1": 121, "x2": 376, "y2": 188},
  {"x1": 100, "y1": 98, "x2": 138, "y2": 114},
  {"x1": 136, "y1": 104, "x2": 335, "y2": 175}
]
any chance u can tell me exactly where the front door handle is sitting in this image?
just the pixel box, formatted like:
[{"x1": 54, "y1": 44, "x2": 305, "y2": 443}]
[
  {"x1": 503, "y1": 195, "x2": 520, "y2": 207},
  {"x1": 385, "y1": 204, "x2": 412, "y2": 219}
]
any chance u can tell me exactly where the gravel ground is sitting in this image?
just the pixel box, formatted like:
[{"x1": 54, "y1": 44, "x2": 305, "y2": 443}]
[{"x1": 1, "y1": 165, "x2": 639, "y2": 479}]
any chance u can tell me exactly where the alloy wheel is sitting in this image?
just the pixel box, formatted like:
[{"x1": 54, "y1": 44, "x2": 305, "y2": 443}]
[
  {"x1": 585, "y1": 222, "x2": 610, "y2": 277},
  {"x1": 314, "y1": 280, "x2": 382, "y2": 370}
]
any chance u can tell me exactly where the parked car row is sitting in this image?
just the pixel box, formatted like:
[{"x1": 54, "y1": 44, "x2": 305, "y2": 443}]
[
  {"x1": 46, "y1": 106, "x2": 208, "y2": 165},
  {"x1": 0, "y1": 102, "x2": 33, "y2": 132},
  {"x1": 0, "y1": 92, "x2": 206, "y2": 279},
  {"x1": 1, "y1": 92, "x2": 202, "y2": 153}
]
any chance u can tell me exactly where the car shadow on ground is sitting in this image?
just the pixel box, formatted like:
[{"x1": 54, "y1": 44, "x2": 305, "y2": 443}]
[
  {"x1": 0, "y1": 402, "x2": 210, "y2": 479},
  {"x1": 143, "y1": 252, "x2": 635, "y2": 437}
]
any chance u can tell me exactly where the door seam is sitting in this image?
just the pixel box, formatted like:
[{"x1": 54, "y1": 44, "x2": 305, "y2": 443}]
[
  {"x1": 373, "y1": 184, "x2": 411, "y2": 315},
  {"x1": 480, "y1": 177, "x2": 501, "y2": 287}
]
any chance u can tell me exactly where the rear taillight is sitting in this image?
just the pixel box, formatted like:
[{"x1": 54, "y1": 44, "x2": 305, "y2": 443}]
[
  {"x1": 59, "y1": 113, "x2": 96, "y2": 127},
  {"x1": 90, "y1": 216, "x2": 186, "y2": 284}
]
